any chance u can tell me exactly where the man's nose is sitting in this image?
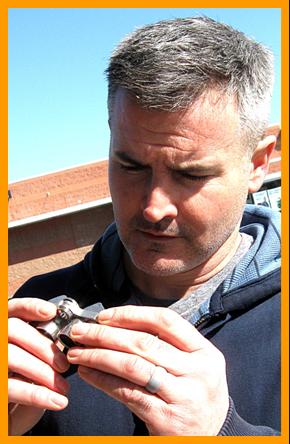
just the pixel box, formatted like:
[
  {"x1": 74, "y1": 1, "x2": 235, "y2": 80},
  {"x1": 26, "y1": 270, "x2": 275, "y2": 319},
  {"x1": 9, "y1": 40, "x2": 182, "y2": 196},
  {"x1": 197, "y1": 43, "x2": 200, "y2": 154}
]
[{"x1": 142, "y1": 185, "x2": 178, "y2": 223}]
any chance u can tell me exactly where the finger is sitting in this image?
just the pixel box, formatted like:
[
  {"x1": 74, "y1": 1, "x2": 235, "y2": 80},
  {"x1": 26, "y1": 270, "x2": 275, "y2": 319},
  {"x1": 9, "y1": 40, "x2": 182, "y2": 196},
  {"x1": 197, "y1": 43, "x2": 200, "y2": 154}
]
[
  {"x1": 8, "y1": 317, "x2": 69, "y2": 373},
  {"x1": 67, "y1": 347, "x2": 177, "y2": 402},
  {"x1": 97, "y1": 305, "x2": 209, "y2": 352},
  {"x1": 70, "y1": 322, "x2": 194, "y2": 375},
  {"x1": 8, "y1": 298, "x2": 57, "y2": 321},
  {"x1": 8, "y1": 343, "x2": 70, "y2": 395},
  {"x1": 78, "y1": 365, "x2": 166, "y2": 423},
  {"x1": 8, "y1": 378, "x2": 68, "y2": 410}
]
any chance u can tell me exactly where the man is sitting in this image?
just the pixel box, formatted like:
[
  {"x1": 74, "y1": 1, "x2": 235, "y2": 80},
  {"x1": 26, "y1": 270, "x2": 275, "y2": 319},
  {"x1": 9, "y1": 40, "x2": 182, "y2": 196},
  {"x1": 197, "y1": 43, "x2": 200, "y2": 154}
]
[{"x1": 8, "y1": 16, "x2": 281, "y2": 435}]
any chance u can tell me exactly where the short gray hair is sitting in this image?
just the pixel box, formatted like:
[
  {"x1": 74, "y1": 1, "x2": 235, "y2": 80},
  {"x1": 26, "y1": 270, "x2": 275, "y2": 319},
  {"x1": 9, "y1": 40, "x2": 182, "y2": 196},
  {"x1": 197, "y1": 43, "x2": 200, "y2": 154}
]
[{"x1": 106, "y1": 16, "x2": 275, "y2": 150}]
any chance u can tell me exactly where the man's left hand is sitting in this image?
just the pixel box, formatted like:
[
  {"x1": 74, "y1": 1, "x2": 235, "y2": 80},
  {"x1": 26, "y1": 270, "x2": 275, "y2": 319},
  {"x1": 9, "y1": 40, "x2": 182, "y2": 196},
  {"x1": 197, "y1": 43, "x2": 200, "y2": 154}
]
[{"x1": 67, "y1": 305, "x2": 229, "y2": 436}]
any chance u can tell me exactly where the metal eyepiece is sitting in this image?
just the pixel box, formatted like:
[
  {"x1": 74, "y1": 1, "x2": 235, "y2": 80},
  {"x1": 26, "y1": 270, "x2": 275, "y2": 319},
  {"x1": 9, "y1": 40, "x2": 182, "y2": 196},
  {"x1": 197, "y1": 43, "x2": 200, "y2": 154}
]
[
  {"x1": 35, "y1": 296, "x2": 104, "y2": 348},
  {"x1": 56, "y1": 298, "x2": 81, "y2": 321}
]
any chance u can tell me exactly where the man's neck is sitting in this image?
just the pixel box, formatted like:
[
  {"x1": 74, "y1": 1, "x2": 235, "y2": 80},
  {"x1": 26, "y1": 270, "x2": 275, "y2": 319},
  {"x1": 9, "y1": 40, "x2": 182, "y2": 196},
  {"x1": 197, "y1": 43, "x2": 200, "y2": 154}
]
[{"x1": 124, "y1": 231, "x2": 242, "y2": 300}]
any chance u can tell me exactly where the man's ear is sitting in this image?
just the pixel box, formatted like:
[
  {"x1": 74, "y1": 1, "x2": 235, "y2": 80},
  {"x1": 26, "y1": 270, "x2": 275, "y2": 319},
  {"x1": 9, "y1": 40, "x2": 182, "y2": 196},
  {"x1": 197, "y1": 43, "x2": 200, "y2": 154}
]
[
  {"x1": 248, "y1": 134, "x2": 277, "y2": 193},
  {"x1": 264, "y1": 123, "x2": 281, "y2": 139}
]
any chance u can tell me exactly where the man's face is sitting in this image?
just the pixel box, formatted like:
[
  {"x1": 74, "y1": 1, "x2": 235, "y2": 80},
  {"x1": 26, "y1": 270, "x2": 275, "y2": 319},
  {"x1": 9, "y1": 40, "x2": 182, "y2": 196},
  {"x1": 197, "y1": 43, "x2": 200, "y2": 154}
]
[{"x1": 109, "y1": 89, "x2": 251, "y2": 277}]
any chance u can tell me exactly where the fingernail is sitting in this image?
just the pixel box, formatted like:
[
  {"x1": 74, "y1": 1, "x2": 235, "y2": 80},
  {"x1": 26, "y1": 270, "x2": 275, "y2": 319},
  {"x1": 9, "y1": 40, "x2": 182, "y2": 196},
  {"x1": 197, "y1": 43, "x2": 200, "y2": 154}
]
[
  {"x1": 67, "y1": 348, "x2": 81, "y2": 360},
  {"x1": 55, "y1": 353, "x2": 69, "y2": 372},
  {"x1": 70, "y1": 322, "x2": 89, "y2": 336},
  {"x1": 50, "y1": 394, "x2": 68, "y2": 409},
  {"x1": 97, "y1": 308, "x2": 114, "y2": 323},
  {"x1": 38, "y1": 304, "x2": 56, "y2": 317}
]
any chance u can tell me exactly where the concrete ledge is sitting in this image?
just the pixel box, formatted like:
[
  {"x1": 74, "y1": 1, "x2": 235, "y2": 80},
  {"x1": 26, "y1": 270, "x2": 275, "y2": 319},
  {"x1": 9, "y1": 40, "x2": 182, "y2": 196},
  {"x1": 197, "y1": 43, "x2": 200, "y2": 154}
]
[{"x1": 8, "y1": 197, "x2": 112, "y2": 229}]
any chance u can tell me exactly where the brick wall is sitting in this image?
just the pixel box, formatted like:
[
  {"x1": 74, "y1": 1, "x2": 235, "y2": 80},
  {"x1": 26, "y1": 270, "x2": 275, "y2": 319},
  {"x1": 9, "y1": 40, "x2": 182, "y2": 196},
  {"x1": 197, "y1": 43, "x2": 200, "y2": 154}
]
[
  {"x1": 8, "y1": 203, "x2": 114, "y2": 297},
  {"x1": 8, "y1": 160, "x2": 110, "y2": 222}
]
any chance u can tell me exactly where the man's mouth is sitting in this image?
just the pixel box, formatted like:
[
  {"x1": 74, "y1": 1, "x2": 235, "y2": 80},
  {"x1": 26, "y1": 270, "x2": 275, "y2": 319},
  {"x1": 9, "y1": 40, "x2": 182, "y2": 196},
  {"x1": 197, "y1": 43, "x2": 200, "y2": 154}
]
[{"x1": 138, "y1": 229, "x2": 180, "y2": 240}]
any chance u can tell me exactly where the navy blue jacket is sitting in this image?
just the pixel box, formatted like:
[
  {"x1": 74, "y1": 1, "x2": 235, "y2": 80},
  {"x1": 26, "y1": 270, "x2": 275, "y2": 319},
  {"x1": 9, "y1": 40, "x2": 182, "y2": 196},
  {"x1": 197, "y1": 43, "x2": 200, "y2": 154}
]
[{"x1": 13, "y1": 205, "x2": 281, "y2": 435}]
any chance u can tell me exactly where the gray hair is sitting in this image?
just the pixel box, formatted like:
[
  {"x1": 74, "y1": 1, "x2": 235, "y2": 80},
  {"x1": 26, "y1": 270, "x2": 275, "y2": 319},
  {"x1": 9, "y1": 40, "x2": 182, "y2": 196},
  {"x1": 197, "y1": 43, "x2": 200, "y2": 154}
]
[{"x1": 106, "y1": 16, "x2": 275, "y2": 151}]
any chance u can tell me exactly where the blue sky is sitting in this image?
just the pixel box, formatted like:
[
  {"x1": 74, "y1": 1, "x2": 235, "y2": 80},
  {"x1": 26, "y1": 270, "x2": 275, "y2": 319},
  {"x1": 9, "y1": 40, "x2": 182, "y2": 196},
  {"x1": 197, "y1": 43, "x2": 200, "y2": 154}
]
[{"x1": 8, "y1": 8, "x2": 281, "y2": 183}]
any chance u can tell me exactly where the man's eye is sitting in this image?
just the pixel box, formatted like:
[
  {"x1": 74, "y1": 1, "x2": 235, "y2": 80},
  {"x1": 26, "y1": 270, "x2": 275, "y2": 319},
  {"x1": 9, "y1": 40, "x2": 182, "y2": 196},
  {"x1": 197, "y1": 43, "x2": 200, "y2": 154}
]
[
  {"x1": 120, "y1": 163, "x2": 146, "y2": 172},
  {"x1": 179, "y1": 172, "x2": 209, "y2": 181}
]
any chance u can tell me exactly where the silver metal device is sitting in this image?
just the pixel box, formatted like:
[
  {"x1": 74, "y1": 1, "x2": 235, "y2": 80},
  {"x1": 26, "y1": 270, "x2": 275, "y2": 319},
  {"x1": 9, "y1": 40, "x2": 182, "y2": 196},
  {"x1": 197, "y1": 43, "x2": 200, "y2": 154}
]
[{"x1": 35, "y1": 296, "x2": 104, "y2": 348}]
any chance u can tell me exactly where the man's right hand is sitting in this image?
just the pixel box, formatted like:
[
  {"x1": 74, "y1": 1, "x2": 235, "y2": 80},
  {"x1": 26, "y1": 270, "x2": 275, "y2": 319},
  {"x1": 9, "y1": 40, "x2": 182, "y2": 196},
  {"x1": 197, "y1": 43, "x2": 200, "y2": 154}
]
[{"x1": 8, "y1": 297, "x2": 70, "y2": 435}]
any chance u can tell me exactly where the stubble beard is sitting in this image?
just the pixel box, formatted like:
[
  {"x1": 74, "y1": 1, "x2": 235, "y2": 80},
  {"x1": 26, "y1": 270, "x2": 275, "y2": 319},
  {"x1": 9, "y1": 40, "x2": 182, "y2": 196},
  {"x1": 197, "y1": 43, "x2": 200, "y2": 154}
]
[
  {"x1": 117, "y1": 215, "x2": 242, "y2": 277},
  {"x1": 119, "y1": 229, "x2": 231, "y2": 278}
]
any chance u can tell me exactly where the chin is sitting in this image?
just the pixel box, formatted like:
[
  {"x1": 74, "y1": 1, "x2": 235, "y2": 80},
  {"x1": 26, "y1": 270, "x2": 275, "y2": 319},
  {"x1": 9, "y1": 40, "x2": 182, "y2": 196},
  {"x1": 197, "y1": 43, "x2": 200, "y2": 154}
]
[{"x1": 131, "y1": 255, "x2": 192, "y2": 277}]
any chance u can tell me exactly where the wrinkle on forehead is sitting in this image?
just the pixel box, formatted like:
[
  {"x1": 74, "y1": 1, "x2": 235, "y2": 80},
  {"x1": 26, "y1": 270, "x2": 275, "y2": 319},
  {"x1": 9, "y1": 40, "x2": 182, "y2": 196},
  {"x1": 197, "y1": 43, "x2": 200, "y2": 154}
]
[{"x1": 110, "y1": 88, "x2": 242, "y2": 157}]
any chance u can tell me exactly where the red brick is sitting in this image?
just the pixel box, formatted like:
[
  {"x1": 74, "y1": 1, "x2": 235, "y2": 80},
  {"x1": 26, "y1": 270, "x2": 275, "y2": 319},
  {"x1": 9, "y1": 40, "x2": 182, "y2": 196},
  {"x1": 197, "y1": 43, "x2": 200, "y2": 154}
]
[{"x1": 8, "y1": 160, "x2": 110, "y2": 222}]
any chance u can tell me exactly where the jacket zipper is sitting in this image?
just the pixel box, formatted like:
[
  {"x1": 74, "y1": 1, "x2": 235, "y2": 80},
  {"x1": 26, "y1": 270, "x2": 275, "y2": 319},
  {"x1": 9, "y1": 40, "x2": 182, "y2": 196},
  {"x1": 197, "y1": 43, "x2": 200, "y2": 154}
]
[{"x1": 194, "y1": 313, "x2": 213, "y2": 329}]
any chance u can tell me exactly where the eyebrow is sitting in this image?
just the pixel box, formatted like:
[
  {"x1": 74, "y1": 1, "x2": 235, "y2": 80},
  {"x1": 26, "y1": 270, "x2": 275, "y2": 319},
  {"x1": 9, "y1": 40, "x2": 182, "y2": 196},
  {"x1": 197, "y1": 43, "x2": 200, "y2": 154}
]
[
  {"x1": 113, "y1": 150, "x2": 220, "y2": 172},
  {"x1": 172, "y1": 161, "x2": 220, "y2": 173}
]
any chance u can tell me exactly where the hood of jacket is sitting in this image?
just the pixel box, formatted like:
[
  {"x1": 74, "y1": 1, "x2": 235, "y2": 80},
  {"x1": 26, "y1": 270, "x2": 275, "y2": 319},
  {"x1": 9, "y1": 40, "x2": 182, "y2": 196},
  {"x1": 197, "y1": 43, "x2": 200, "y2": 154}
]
[{"x1": 221, "y1": 204, "x2": 280, "y2": 293}]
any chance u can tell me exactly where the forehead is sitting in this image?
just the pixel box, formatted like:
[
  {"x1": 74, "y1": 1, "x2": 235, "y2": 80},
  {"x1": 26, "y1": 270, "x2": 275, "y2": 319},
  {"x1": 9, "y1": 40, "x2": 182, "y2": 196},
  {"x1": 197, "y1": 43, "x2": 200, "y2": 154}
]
[{"x1": 109, "y1": 89, "x2": 242, "y2": 158}]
